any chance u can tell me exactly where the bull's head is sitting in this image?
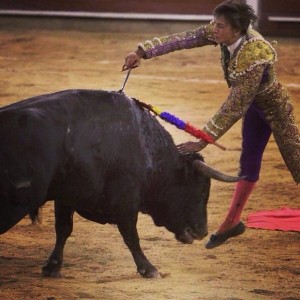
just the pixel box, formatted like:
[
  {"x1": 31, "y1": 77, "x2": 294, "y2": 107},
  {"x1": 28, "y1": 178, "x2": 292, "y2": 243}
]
[
  {"x1": 176, "y1": 157, "x2": 244, "y2": 243},
  {"x1": 146, "y1": 153, "x2": 243, "y2": 244}
]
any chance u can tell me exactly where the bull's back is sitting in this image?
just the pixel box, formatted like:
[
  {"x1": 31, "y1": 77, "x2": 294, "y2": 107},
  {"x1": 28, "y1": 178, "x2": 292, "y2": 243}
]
[{"x1": 0, "y1": 89, "x2": 178, "y2": 232}]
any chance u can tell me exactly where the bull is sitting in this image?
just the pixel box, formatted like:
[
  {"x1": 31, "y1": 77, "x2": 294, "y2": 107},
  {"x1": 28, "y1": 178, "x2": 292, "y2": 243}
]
[{"x1": 0, "y1": 89, "x2": 241, "y2": 278}]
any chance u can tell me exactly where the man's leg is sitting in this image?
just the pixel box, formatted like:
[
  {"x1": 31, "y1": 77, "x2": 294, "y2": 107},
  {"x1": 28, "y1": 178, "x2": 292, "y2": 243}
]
[{"x1": 206, "y1": 104, "x2": 272, "y2": 248}]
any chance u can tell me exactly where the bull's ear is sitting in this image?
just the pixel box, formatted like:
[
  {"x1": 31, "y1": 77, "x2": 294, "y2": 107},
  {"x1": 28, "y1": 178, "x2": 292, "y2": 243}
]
[
  {"x1": 179, "y1": 153, "x2": 198, "y2": 179},
  {"x1": 193, "y1": 160, "x2": 245, "y2": 182}
]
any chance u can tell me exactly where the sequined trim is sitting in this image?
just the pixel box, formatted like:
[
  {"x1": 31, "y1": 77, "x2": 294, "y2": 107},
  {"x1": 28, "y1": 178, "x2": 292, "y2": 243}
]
[{"x1": 228, "y1": 38, "x2": 277, "y2": 81}]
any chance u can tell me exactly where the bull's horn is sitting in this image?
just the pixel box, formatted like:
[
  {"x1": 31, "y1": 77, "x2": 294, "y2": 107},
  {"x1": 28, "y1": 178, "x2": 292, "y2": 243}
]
[{"x1": 193, "y1": 160, "x2": 245, "y2": 182}]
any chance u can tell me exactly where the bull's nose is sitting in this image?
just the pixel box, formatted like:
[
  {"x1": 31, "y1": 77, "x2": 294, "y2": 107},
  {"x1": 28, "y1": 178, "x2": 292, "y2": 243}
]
[
  {"x1": 195, "y1": 227, "x2": 208, "y2": 240},
  {"x1": 189, "y1": 227, "x2": 208, "y2": 241},
  {"x1": 197, "y1": 231, "x2": 208, "y2": 240},
  {"x1": 176, "y1": 226, "x2": 208, "y2": 244}
]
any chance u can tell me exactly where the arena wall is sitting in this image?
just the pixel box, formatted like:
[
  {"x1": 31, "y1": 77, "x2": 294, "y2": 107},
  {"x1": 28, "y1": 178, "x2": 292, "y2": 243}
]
[{"x1": 0, "y1": 0, "x2": 299, "y2": 37}]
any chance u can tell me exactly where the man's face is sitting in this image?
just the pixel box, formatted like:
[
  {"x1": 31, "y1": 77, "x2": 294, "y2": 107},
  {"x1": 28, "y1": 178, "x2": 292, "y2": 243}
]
[{"x1": 213, "y1": 15, "x2": 241, "y2": 46}]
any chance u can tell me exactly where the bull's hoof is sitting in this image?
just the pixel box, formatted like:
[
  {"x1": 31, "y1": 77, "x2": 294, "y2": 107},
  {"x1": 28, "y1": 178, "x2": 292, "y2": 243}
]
[
  {"x1": 138, "y1": 266, "x2": 160, "y2": 278},
  {"x1": 42, "y1": 269, "x2": 62, "y2": 278},
  {"x1": 42, "y1": 259, "x2": 62, "y2": 278}
]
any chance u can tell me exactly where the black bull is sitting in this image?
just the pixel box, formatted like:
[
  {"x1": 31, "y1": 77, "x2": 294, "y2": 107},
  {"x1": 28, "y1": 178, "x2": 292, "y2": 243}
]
[{"x1": 0, "y1": 89, "x2": 241, "y2": 278}]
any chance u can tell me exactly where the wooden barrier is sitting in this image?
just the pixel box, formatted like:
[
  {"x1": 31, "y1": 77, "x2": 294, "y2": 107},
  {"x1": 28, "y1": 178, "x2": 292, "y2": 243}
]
[
  {"x1": 0, "y1": 0, "x2": 299, "y2": 37},
  {"x1": 258, "y1": 0, "x2": 300, "y2": 37}
]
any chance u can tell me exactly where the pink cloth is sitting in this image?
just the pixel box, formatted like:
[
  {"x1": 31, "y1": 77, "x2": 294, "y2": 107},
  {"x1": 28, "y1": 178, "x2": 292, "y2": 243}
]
[{"x1": 246, "y1": 207, "x2": 300, "y2": 232}]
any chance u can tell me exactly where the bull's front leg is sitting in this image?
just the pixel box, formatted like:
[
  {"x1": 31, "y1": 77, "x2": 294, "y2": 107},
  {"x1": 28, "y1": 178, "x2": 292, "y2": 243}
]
[
  {"x1": 107, "y1": 178, "x2": 158, "y2": 278},
  {"x1": 42, "y1": 201, "x2": 74, "y2": 277},
  {"x1": 117, "y1": 216, "x2": 159, "y2": 278}
]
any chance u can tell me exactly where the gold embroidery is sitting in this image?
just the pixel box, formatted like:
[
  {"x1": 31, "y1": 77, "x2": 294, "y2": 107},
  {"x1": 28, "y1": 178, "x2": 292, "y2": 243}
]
[{"x1": 228, "y1": 39, "x2": 277, "y2": 80}]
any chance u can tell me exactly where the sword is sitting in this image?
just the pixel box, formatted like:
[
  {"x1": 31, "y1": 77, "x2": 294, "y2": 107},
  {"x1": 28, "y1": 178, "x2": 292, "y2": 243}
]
[{"x1": 119, "y1": 68, "x2": 132, "y2": 93}]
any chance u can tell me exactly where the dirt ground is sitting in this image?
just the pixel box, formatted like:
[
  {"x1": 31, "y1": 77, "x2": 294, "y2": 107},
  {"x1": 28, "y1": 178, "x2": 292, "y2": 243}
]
[{"x1": 0, "y1": 18, "x2": 299, "y2": 300}]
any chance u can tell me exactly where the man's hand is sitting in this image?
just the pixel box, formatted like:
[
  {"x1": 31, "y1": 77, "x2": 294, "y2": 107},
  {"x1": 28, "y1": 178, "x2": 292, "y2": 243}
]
[
  {"x1": 176, "y1": 140, "x2": 208, "y2": 154},
  {"x1": 123, "y1": 50, "x2": 144, "y2": 71}
]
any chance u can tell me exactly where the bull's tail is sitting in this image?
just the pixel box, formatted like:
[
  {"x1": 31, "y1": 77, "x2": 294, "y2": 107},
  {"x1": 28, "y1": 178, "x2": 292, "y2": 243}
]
[{"x1": 29, "y1": 207, "x2": 43, "y2": 224}]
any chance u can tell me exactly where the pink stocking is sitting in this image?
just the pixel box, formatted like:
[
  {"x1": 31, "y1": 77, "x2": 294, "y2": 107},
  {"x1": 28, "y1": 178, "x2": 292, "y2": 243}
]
[{"x1": 217, "y1": 180, "x2": 256, "y2": 233}]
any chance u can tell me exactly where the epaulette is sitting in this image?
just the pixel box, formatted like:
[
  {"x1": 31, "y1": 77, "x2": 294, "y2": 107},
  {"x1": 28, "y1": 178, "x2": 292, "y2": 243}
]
[{"x1": 229, "y1": 38, "x2": 277, "y2": 79}]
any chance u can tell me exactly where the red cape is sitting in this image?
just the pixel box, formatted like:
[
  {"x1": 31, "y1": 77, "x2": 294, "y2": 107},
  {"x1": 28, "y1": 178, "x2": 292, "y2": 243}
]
[{"x1": 246, "y1": 207, "x2": 300, "y2": 232}]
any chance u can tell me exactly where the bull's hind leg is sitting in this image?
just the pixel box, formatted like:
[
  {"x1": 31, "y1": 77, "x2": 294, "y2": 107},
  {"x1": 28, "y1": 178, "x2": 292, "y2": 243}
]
[{"x1": 42, "y1": 201, "x2": 74, "y2": 277}]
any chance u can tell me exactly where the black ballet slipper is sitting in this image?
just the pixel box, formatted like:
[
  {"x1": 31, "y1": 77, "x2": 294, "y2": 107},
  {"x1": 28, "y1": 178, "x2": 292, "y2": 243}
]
[{"x1": 205, "y1": 221, "x2": 246, "y2": 249}]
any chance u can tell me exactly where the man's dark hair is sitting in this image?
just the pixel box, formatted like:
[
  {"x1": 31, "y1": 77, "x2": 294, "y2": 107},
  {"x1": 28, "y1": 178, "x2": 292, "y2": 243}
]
[{"x1": 214, "y1": 0, "x2": 257, "y2": 35}]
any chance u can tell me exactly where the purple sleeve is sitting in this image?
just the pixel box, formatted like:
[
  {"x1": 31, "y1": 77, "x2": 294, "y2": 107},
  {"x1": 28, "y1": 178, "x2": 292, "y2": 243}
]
[{"x1": 138, "y1": 23, "x2": 217, "y2": 59}]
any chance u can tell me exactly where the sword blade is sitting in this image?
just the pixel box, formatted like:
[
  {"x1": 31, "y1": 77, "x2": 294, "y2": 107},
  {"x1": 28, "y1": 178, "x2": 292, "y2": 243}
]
[{"x1": 120, "y1": 69, "x2": 132, "y2": 92}]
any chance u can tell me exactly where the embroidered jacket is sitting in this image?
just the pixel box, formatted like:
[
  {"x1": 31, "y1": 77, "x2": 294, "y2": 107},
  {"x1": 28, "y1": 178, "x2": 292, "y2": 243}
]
[{"x1": 138, "y1": 22, "x2": 300, "y2": 183}]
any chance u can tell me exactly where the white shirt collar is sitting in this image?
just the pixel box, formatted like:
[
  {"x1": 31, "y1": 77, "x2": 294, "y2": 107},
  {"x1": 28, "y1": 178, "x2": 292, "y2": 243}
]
[{"x1": 227, "y1": 37, "x2": 243, "y2": 57}]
